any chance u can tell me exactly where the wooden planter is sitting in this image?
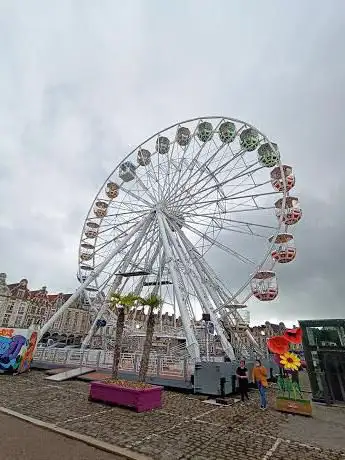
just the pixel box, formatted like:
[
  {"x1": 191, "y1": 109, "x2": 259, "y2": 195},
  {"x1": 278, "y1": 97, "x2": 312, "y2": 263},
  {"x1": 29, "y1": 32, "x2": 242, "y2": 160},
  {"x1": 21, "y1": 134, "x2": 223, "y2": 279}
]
[
  {"x1": 89, "y1": 381, "x2": 163, "y2": 413},
  {"x1": 276, "y1": 396, "x2": 312, "y2": 416}
]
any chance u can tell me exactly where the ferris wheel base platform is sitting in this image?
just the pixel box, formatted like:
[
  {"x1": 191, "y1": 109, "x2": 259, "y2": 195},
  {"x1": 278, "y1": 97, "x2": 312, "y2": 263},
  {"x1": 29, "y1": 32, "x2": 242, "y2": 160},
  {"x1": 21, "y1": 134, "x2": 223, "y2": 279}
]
[{"x1": 45, "y1": 367, "x2": 95, "y2": 382}]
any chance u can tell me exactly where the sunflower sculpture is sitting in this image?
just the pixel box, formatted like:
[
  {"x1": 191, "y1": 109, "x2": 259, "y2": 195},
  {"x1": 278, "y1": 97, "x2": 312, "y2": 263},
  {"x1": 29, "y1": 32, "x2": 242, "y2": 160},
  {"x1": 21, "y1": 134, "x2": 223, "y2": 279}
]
[{"x1": 280, "y1": 352, "x2": 301, "y2": 371}]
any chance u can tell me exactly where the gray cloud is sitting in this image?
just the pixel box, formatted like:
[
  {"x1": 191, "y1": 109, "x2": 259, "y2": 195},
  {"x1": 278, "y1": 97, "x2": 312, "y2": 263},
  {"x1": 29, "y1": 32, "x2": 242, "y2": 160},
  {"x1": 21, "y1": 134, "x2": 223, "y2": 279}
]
[{"x1": 1, "y1": 0, "x2": 344, "y2": 327}]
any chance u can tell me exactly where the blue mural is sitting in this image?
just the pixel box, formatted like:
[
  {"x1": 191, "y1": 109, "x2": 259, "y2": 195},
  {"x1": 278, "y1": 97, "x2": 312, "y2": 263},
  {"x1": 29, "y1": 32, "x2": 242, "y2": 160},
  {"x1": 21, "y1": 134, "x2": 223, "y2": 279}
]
[{"x1": 0, "y1": 328, "x2": 38, "y2": 374}]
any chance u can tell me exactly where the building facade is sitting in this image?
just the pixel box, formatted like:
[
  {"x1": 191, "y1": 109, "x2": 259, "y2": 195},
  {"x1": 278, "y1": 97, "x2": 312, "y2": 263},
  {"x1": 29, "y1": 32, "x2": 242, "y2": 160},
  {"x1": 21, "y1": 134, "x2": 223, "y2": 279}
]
[{"x1": 0, "y1": 273, "x2": 90, "y2": 345}]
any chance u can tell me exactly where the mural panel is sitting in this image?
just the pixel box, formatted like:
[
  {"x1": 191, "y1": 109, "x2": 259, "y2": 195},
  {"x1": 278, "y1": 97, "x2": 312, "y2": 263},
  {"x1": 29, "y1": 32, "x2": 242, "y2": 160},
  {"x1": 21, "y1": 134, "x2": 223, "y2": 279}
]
[{"x1": 0, "y1": 327, "x2": 38, "y2": 374}]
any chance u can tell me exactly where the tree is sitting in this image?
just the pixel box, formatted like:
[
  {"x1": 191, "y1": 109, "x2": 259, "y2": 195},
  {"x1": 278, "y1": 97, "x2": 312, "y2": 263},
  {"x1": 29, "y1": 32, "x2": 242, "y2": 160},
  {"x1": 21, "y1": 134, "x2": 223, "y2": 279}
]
[
  {"x1": 138, "y1": 293, "x2": 162, "y2": 382},
  {"x1": 110, "y1": 292, "x2": 139, "y2": 379}
]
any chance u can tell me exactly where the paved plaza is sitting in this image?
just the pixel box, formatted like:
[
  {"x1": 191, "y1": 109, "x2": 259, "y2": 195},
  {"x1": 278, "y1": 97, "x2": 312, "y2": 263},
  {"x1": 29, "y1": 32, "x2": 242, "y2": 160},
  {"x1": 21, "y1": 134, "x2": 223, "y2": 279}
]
[{"x1": 0, "y1": 371, "x2": 345, "y2": 460}]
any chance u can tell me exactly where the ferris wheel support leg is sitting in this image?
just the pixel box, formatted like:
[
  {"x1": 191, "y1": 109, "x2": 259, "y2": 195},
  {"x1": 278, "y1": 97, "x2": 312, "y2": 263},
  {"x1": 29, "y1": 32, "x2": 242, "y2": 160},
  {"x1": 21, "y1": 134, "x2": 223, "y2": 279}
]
[
  {"x1": 38, "y1": 215, "x2": 152, "y2": 341},
  {"x1": 81, "y1": 216, "x2": 154, "y2": 348},
  {"x1": 157, "y1": 213, "x2": 201, "y2": 362},
  {"x1": 195, "y1": 255, "x2": 263, "y2": 357},
  {"x1": 177, "y1": 229, "x2": 249, "y2": 357},
  {"x1": 165, "y1": 223, "x2": 236, "y2": 361}
]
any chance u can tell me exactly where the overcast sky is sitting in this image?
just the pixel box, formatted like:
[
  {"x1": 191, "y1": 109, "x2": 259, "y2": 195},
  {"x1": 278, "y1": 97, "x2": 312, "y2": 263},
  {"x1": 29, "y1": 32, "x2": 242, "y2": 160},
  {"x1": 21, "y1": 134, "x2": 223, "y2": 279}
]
[{"x1": 1, "y1": 1, "x2": 344, "y2": 327}]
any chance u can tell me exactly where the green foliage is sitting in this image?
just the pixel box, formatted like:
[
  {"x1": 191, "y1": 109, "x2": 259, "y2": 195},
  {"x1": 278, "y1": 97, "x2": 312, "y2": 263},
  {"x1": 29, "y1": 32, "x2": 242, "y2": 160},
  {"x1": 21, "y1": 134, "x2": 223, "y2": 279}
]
[
  {"x1": 109, "y1": 292, "x2": 140, "y2": 311},
  {"x1": 277, "y1": 375, "x2": 303, "y2": 400},
  {"x1": 138, "y1": 293, "x2": 162, "y2": 309}
]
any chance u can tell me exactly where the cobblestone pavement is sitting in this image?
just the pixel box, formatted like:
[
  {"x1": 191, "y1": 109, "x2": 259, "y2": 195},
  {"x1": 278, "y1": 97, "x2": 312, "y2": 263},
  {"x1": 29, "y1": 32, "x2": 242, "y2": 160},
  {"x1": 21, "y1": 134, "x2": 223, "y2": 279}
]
[
  {"x1": 1, "y1": 371, "x2": 345, "y2": 460},
  {"x1": 0, "y1": 412, "x2": 125, "y2": 460}
]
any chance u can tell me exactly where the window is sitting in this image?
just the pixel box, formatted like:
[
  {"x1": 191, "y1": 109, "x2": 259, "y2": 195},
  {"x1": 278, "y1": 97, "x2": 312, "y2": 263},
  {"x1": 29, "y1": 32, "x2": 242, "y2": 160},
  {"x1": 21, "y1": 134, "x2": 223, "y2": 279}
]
[
  {"x1": 15, "y1": 316, "x2": 22, "y2": 327},
  {"x1": 2, "y1": 314, "x2": 10, "y2": 326}
]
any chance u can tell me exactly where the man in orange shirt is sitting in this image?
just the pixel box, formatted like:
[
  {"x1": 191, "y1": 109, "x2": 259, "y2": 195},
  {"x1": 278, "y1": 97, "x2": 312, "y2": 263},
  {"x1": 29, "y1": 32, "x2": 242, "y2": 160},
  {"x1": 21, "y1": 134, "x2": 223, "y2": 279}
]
[{"x1": 252, "y1": 359, "x2": 268, "y2": 409}]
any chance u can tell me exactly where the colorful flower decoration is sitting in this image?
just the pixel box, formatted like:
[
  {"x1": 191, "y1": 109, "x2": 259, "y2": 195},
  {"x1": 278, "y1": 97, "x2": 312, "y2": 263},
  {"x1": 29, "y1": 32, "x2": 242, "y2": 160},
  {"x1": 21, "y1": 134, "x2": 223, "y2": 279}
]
[
  {"x1": 267, "y1": 335, "x2": 290, "y2": 355},
  {"x1": 283, "y1": 327, "x2": 302, "y2": 344},
  {"x1": 280, "y1": 352, "x2": 301, "y2": 371}
]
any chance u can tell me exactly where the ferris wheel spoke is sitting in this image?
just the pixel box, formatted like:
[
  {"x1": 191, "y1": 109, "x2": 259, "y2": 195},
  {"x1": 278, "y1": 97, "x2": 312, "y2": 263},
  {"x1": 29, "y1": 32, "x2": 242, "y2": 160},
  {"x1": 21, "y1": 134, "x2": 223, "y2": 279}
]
[
  {"x1": 91, "y1": 218, "x2": 155, "y2": 260},
  {"x1": 163, "y1": 121, "x2": 201, "y2": 201},
  {"x1": 169, "y1": 143, "x2": 248, "y2": 206},
  {"x1": 97, "y1": 214, "x2": 147, "y2": 235},
  {"x1": 119, "y1": 186, "x2": 153, "y2": 207},
  {"x1": 161, "y1": 138, "x2": 178, "y2": 199},
  {"x1": 168, "y1": 120, "x2": 246, "y2": 204},
  {"x1": 183, "y1": 216, "x2": 270, "y2": 239},
  {"x1": 180, "y1": 190, "x2": 281, "y2": 215},
  {"x1": 181, "y1": 221, "x2": 256, "y2": 265},
  {"x1": 186, "y1": 212, "x2": 277, "y2": 231},
  {"x1": 167, "y1": 121, "x2": 225, "y2": 201},
  {"x1": 176, "y1": 175, "x2": 272, "y2": 212},
  {"x1": 99, "y1": 218, "x2": 155, "y2": 290},
  {"x1": 175, "y1": 161, "x2": 264, "y2": 210},
  {"x1": 115, "y1": 236, "x2": 161, "y2": 295}
]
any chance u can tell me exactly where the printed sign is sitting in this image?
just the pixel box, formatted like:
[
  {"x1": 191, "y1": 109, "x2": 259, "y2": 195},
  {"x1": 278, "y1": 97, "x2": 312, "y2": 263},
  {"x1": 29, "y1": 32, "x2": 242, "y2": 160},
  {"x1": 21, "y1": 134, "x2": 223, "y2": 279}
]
[{"x1": 0, "y1": 327, "x2": 38, "y2": 374}]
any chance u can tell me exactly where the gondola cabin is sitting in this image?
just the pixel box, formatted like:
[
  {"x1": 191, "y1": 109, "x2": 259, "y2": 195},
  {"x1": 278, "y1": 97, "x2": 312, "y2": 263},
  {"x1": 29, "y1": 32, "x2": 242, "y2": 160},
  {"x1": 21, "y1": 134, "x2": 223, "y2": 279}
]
[
  {"x1": 270, "y1": 165, "x2": 295, "y2": 192},
  {"x1": 137, "y1": 148, "x2": 151, "y2": 166},
  {"x1": 85, "y1": 221, "x2": 99, "y2": 239},
  {"x1": 94, "y1": 201, "x2": 108, "y2": 218},
  {"x1": 156, "y1": 137, "x2": 170, "y2": 154},
  {"x1": 275, "y1": 196, "x2": 302, "y2": 225},
  {"x1": 269, "y1": 233, "x2": 296, "y2": 263},
  {"x1": 106, "y1": 182, "x2": 119, "y2": 199},
  {"x1": 240, "y1": 128, "x2": 259, "y2": 151},
  {"x1": 251, "y1": 270, "x2": 278, "y2": 301},
  {"x1": 257, "y1": 142, "x2": 280, "y2": 167},
  {"x1": 119, "y1": 161, "x2": 136, "y2": 182}
]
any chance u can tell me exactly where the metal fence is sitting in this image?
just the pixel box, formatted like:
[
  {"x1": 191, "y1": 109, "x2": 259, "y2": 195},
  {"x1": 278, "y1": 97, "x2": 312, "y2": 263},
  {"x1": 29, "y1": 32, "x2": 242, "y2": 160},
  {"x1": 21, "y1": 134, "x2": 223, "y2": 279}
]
[{"x1": 33, "y1": 348, "x2": 194, "y2": 381}]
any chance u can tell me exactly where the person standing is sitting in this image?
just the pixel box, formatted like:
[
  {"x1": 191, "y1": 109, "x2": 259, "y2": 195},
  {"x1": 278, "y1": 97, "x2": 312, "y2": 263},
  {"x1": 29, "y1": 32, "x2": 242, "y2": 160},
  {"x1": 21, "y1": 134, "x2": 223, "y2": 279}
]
[
  {"x1": 252, "y1": 359, "x2": 268, "y2": 410},
  {"x1": 236, "y1": 359, "x2": 249, "y2": 402}
]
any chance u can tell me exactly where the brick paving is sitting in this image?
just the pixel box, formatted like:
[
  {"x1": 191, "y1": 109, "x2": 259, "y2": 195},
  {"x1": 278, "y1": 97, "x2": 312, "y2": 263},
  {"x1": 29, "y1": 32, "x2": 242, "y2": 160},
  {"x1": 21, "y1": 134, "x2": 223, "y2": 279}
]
[{"x1": 0, "y1": 370, "x2": 345, "y2": 460}]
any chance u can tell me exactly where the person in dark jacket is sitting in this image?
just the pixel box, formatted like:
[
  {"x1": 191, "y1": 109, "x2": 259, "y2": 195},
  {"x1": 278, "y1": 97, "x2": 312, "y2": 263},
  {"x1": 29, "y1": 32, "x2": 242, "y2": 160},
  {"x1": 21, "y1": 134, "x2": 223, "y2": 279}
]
[{"x1": 236, "y1": 359, "x2": 249, "y2": 402}]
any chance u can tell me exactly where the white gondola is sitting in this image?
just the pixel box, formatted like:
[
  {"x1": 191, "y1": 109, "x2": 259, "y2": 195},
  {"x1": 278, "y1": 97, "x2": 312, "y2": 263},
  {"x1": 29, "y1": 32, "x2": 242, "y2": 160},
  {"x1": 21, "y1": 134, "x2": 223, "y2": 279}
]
[
  {"x1": 251, "y1": 270, "x2": 278, "y2": 301},
  {"x1": 119, "y1": 161, "x2": 136, "y2": 182},
  {"x1": 257, "y1": 142, "x2": 280, "y2": 167},
  {"x1": 240, "y1": 128, "x2": 259, "y2": 151},
  {"x1": 80, "y1": 243, "x2": 94, "y2": 261},
  {"x1": 85, "y1": 221, "x2": 100, "y2": 239},
  {"x1": 219, "y1": 121, "x2": 236, "y2": 143},
  {"x1": 270, "y1": 165, "x2": 295, "y2": 192},
  {"x1": 94, "y1": 201, "x2": 108, "y2": 218},
  {"x1": 156, "y1": 136, "x2": 170, "y2": 154},
  {"x1": 137, "y1": 148, "x2": 151, "y2": 166},
  {"x1": 106, "y1": 182, "x2": 119, "y2": 199},
  {"x1": 269, "y1": 233, "x2": 296, "y2": 263},
  {"x1": 275, "y1": 196, "x2": 302, "y2": 225},
  {"x1": 197, "y1": 121, "x2": 213, "y2": 142},
  {"x1": 176, "y1": 126, "x2": 191, "y2": 146}
]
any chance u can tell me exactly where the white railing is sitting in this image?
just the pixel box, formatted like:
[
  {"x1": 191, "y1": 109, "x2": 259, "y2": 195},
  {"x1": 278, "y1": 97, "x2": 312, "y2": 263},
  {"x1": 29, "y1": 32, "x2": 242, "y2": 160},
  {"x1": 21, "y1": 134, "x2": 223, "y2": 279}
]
[{"x1": 34, "y1": 348, "x2": 194, "y2": 381}]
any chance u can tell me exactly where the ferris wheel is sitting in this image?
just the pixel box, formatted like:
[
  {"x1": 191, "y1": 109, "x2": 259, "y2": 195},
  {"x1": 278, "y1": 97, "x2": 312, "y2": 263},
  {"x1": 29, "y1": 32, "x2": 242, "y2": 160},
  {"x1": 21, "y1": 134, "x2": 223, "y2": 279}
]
[{"x1": 69, "y1": 116, "x2": 302, "y2": 361}]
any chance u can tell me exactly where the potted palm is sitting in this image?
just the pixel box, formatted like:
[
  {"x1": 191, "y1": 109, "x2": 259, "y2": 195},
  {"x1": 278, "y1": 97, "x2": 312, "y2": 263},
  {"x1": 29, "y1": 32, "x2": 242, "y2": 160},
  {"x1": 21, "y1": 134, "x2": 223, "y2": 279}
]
[
  {"x1": 138, "y1": 293, "x2": 162, "y2": 382},
  {"x1": 89, "y1": 292, "x2": 163, "y2": 412}
]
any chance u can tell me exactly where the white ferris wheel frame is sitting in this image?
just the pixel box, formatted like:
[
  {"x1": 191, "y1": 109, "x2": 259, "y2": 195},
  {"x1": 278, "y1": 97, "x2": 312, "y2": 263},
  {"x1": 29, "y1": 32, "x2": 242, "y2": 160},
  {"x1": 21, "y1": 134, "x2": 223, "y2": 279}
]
[{"x1": 39, "y1": 115, "x2": 290, "y2": 360}]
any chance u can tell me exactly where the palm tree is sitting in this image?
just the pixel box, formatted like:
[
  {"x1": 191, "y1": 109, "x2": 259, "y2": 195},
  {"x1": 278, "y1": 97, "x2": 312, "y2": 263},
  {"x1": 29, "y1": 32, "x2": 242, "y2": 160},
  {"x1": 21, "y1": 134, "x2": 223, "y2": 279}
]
[
  {"x1": 110, "y1": 292, "x2": 139, "y2": 379},
  {"x1": 138, "y1": 293, "x2": 162, "y2": 382}
]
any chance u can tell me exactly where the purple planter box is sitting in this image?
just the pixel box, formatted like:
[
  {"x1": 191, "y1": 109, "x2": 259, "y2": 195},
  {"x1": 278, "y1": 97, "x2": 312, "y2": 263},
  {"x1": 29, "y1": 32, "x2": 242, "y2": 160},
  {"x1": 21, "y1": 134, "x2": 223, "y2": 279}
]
[{"x1": 89, "y1": 381, "x2": 164, "y2": 412}]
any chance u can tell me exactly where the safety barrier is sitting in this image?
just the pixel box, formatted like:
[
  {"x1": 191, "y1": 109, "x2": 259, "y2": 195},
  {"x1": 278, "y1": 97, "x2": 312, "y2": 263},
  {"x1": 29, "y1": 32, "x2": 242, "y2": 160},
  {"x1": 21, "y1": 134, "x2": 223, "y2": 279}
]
[{"x1": 34, "y1": 348, "x2": 194, "y2": 380}]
